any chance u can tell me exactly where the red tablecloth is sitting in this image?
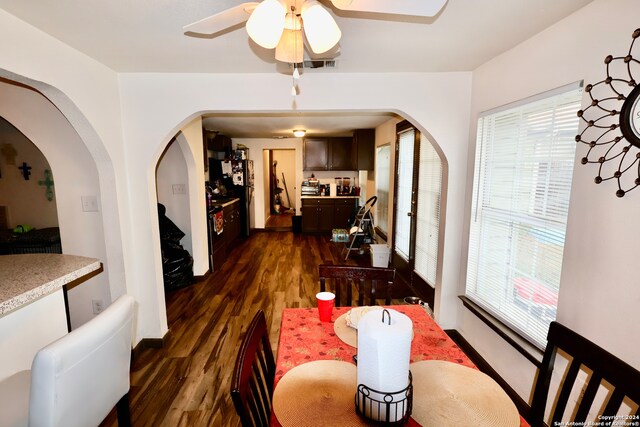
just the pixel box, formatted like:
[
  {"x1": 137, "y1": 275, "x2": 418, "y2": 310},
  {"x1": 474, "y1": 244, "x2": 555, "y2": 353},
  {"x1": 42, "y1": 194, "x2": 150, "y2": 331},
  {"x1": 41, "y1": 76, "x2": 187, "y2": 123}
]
[{"x1": 272, "y1": 305, "x2": 529, "y2": 427}]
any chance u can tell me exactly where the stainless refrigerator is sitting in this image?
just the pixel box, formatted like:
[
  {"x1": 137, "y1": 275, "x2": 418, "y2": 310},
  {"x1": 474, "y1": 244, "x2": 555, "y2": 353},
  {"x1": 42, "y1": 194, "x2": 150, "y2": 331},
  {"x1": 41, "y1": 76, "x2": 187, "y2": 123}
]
[{"x1": 209, "y1": 159, "x2": 254, "y2": 237}]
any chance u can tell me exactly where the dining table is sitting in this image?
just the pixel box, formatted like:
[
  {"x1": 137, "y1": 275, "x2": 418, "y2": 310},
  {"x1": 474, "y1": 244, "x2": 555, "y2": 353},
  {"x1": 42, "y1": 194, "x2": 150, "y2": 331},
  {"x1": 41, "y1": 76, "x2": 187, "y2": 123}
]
[{"x1": 271, "y1": 304, "x2": 530, "y2": 427}]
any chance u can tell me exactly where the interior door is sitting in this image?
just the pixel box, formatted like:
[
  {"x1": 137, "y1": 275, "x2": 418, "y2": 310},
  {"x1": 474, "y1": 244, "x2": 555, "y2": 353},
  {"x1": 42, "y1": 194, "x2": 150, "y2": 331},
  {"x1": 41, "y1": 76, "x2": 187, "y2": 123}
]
[{"x1": 392, "y1": 122, "x2": 419, "y2": 281}]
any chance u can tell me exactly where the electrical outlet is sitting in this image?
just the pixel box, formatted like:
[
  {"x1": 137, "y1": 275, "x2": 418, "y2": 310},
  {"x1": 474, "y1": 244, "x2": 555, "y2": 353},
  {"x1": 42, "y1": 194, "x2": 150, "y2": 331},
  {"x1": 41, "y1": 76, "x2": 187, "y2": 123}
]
[{"x1": 92, "y1": 299, "x2": 104, "y2": 314}]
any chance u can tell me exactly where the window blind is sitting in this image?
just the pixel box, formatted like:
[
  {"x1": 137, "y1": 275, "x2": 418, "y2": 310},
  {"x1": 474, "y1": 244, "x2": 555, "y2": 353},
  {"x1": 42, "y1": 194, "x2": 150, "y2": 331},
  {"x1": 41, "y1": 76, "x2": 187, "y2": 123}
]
[
  {"x1": 394, "y1": 129, "x2": 415, "y2": 261},
  {"x1": 375, "y1": 145, "x2": 391, "y2": 235},
  {"x1": 414, "y1": 136, "x2": 443, "y2": 285},
  {"x1": 466, "y1": 84, "x2": 582, "y2": 348}
]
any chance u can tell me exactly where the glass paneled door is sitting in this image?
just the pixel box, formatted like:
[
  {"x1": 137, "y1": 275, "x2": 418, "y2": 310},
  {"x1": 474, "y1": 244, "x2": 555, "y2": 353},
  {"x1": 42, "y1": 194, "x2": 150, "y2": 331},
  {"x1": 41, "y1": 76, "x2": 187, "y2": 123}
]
[{"x1": 392, "y1": 121, "x2": 443, "y2": 307}]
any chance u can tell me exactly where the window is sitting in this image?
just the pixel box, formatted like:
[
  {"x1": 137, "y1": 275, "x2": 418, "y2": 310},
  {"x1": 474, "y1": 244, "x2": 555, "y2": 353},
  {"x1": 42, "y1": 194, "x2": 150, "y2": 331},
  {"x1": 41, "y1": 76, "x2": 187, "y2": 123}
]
[
  {"x1": 414, "y1": 135, "x2": 443, "y2": 286},
  {"x1": 465, "y1": 83, "x2": 582, "y2": 348},
  {"x1": 375, "y1": 145, "x2": 391, "y2": 236}
]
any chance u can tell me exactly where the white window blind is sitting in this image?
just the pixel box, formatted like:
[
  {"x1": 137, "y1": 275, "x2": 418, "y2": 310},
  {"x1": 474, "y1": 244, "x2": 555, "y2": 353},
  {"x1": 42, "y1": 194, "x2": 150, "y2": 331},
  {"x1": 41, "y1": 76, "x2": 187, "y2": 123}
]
[
  {"x1": 394, "y1": 129, "x2": 415, "y2": 261},
  {"x1": 375, "y1": 145, "x2": 391, "y2": 235},
  {"x1": 414, "y1": 136, "x2": 442, "y2": 285},
  {"x1": 466, "y1": 84, "x2": 582, "y2": 348}
]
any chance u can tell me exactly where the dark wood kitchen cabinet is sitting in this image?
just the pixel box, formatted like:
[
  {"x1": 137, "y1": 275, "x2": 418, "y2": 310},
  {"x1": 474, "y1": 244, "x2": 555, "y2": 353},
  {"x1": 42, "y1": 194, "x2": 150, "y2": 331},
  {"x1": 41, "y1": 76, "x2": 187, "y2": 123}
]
[
  {"x1": 302, "y1": 198, "x2": 335, "y2": 233},
  {"x1": 303, "y1": 138, "x2": 329, "y2": 170},
  {"x1": 303, "y1": 137, "x2": 355, "y2": 171},
  {"x1": 302, "y1": 197, "x2": 357, "y2": 233},
  {"x1": 353, "y1": 129, "x2": 375, "y2": 170},
  {"x1": 208, "y1": 199, "x2": 241, "y2": 272},
  {"x1": 223, "y1": 200, "x2": 241, "y2": 246},
  {"x1": 333, "y1": 198, "x2": 357, "y2": 229}
]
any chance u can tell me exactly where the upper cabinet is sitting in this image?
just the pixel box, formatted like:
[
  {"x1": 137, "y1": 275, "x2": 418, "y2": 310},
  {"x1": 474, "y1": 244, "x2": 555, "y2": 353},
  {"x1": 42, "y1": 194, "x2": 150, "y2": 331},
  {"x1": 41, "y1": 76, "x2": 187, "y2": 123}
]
[
  {"x1": 303, "y1": 130, "x2": 374, "y2": 171},
  {"x1": 329, "y1": 137, "x2": 354, "y2": 170},
  {"x1": 303, "y1": 138, "x2": 330, "y2": 170},
  {"x1": 353, "y1": 129, "x2": 375, "y2": 171}
]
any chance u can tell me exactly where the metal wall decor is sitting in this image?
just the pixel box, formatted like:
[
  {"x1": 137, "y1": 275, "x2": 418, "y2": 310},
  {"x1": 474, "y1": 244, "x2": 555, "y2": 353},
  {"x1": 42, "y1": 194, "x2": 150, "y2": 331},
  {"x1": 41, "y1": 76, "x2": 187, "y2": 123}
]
[{"x1": 576, "y1": 28, "x2": 640, "y2": 197}]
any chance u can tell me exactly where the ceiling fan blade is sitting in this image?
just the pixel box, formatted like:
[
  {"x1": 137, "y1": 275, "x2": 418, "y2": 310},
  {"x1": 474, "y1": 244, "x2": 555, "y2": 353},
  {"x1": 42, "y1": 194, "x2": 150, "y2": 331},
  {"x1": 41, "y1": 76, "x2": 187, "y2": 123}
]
[
  {"x1": 183, "y1": 2, "x2": 260, "y2": 35},
  {"x1": 329, "y1": 0, "x2": 447, "y2": 17}
]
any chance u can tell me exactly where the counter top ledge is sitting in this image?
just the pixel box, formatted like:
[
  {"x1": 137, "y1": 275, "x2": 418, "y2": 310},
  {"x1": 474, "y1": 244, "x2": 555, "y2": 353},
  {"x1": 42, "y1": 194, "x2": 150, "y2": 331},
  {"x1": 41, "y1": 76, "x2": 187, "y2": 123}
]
[
  {"x1": 0, "y1": 254, "x2": 101, "y2": 317},
  {"x1": 301, "y1": 195, "x2": 359, "y2": 199},
  {"x1": 210, "y1": 197, "x2": 240, "y2": 208}
]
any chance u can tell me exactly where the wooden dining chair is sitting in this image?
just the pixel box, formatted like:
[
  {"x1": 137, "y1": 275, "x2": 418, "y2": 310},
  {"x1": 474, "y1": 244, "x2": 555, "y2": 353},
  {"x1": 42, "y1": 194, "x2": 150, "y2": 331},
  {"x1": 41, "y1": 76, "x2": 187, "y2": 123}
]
[
  {"x1": 318, "y1": 264, "x2": 395, "y2": 307},
  {"x1": 230, "y1": 310, "x2": 276, "y2": 427},
  {"x1": 529, "y1": 321, "x2": 640, "y2": 427}
]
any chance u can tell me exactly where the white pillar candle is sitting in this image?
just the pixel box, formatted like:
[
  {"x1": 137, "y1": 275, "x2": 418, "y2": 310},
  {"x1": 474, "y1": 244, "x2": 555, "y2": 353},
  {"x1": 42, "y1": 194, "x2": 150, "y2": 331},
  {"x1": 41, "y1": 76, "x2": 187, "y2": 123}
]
[{"x1": 356, "y1": 308, "x2": 412, "y2": 422}]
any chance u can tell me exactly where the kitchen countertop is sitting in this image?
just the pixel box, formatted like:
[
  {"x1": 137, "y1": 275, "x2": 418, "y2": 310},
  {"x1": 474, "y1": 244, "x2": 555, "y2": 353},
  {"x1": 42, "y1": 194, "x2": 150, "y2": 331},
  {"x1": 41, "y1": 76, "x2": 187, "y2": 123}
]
[
  {"x1": 0, "y1": 254, "x2": 101, "y2": 317},
  {"x1": 209, "y1": 197, "x2": 240, "y2": 208},
  {"x1": 301, "y1": 195, "x2": 359, "y2": 199}
]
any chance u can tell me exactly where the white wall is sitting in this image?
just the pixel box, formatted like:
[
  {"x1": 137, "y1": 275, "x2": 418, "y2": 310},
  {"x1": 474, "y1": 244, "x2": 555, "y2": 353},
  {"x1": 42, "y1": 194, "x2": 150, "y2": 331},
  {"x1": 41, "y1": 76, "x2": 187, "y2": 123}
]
[
  {"x1": 116, "y1": 71, "x2": 471, "y2": 340},
  {"x1": 0, "y1": 120, "x2": 58, "y2": 229},
  {"x1": 156, "y1": 139, "x2": 192, "y2": 254},
  {"x1": 461, "y1": 0, "x2": 640, "y2": 403},
  {"x1": 0, "y1": 9, "x2": 130, "y2": 331},
  {"x1": 0, "y1": 81, "x2": 111, "y2": 329}
]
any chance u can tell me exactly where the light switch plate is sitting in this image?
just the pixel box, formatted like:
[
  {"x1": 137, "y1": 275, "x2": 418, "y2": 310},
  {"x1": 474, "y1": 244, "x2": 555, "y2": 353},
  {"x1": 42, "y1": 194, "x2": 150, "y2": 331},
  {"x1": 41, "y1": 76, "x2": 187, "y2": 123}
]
[{"x1": 81, "y1": 196, "x2": 99, "y2": 212}]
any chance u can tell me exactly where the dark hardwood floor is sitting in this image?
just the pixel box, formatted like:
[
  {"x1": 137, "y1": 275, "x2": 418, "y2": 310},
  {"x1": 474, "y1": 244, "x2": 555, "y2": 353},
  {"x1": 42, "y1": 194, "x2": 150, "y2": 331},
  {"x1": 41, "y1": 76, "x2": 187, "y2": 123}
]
[
  {"x1": 102, "y1": 231, "x2": 370, "y2": 427},
  {"x1": 265, "y1": 211, "x2": 294, "y2": 230}
]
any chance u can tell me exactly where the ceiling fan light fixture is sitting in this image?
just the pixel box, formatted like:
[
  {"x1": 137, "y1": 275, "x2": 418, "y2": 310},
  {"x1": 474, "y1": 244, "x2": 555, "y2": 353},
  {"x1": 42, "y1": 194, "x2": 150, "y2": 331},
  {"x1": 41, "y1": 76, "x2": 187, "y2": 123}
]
[
  {"x1": 246, "y1": 0, "x2": 286, "y2": 49},
  {"x1": 283, "y1": 12, "x2": 302, "y2": 31},
  {"x1": 275, "y1": 29, "x2": 304, "y2": 63},
  {"x1": 300, "y1": 0, "x2": 342, "y2": 54},
  {"x1": 293, "y1": 129, "x2": 306, "y2": 137}
]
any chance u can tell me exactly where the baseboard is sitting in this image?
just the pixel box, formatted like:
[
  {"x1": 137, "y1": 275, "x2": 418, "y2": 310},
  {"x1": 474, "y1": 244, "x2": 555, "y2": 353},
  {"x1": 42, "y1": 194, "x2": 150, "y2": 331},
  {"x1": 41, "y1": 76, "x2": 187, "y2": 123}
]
[
  {"x1": 194, "y1": 269, "x2": 211, "y2": 282},
  {"x1": 132, "y1": 332, "x2": 169, "y2": 361},
  {"x1": 444, "y1": 329, "x2": 531, "y2": 420}
]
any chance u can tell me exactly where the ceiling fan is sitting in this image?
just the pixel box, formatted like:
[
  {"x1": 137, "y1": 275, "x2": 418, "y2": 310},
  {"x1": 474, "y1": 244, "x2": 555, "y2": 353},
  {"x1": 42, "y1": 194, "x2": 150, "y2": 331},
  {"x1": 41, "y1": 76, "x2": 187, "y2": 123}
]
[{"x1": 184, "y1": 0, "x2": 447, "y2": 63}]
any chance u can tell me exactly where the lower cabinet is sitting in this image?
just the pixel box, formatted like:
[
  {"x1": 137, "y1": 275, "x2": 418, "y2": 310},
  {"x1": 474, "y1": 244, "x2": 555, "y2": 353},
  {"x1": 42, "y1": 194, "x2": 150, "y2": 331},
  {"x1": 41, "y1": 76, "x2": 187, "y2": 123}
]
[
  {"x1": 302, "y1": 198, "x2": 357, "y2": 233},
  {"x1": 208, "y1": 200, "x2": 241, "y2": 272}
]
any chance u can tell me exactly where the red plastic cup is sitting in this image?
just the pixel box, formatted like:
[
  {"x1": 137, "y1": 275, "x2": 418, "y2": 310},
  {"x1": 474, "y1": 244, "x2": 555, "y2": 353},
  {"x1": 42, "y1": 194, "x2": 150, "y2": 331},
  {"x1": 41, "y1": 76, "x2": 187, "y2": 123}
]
[{"x1": 316, "y1": 292, "x2": 335, "y2": 322}]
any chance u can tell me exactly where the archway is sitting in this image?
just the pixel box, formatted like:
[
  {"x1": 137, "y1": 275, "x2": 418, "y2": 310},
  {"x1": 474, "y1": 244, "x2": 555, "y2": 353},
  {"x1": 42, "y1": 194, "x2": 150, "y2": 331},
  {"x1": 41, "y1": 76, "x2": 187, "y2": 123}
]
[{"x1": 0, "y1": 75, "x2": 125, "y2": 328}]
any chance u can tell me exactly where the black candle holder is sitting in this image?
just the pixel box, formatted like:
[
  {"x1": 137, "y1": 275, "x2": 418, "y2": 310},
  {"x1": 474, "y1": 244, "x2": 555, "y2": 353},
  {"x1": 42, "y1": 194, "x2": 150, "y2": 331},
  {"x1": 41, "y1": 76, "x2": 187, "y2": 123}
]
[{"x1": 355, "y1": 372, "x2": 413, "y2": 425}]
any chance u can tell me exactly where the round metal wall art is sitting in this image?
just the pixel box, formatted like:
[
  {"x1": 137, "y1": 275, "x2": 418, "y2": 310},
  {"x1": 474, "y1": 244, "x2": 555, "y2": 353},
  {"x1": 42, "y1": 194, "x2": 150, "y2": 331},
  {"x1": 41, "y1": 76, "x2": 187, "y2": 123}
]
[{"x1": 576, "y1": 28, "x2": 640, "y2": 197}]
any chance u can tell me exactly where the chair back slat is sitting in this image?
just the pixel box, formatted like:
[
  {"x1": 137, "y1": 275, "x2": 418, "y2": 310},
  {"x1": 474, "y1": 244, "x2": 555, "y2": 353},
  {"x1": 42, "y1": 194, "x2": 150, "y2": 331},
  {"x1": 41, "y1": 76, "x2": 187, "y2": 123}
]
[
  {"x1": 601, "y1": 388, "x2": 625, "y2": 421},
  {"x1": 318, "y1": 264, "x2": 395, "y2": 307},
  {"x1": 231, "y1": 310, "x2": 275, "y2": 427},
  {"x1": 529, "y1": 321, "x2": 640, "y2": 427},
  {"x1": 573, "y1": 373, "x2": 602, "y2": 424},
  {"x1": 550, "y1": 359, "x2": 580, "y2": 421}
]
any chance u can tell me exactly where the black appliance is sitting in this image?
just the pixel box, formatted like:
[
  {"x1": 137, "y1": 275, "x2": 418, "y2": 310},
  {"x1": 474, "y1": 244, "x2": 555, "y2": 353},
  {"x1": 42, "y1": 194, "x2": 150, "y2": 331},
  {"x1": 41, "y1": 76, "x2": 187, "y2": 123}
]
[{"x1": 209, "y1": 158, "x2": 254, "y2": 237}]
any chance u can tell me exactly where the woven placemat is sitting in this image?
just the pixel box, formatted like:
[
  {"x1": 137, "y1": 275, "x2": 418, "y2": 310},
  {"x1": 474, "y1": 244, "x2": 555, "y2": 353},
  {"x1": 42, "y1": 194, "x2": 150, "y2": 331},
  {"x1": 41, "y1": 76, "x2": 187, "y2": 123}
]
[
  {"x1": 333, "y1": 312, "x2": 358, "y2": 348},
  {"x1": 410, "y1": 360, "x2": 520, "y2": 427},
  {"x1": 273, "y1": 360, "x2": 368, "y2": 427}
]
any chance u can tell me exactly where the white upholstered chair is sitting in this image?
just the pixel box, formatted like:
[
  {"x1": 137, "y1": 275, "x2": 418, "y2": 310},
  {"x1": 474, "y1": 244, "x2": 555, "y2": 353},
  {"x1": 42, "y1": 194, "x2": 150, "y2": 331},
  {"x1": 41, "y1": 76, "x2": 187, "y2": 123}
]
[{"x1": 0, "y1": 294, "x2": 135, "y2": 427}]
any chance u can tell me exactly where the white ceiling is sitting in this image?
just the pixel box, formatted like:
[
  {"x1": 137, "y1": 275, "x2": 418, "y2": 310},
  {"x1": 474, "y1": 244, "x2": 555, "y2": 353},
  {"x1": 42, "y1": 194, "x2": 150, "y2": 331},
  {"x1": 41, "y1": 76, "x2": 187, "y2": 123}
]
[{"x1": 0, "y1": 0, "x2": 593, "y2": 137}]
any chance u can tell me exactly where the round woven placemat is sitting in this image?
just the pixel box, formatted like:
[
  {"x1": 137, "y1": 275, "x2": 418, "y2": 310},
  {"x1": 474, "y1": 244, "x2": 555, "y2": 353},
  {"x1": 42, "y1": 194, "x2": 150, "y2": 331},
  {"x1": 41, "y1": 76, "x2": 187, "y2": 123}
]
[
  {"x1": 272, "y1": 360, "x2": 368, "y2": 427},
  {"x1": 410, "y1": 360, "x2": 519, "y2": 427},
  {"x1": 333, "y1": 312, "x2": 358, "y2": 347}
]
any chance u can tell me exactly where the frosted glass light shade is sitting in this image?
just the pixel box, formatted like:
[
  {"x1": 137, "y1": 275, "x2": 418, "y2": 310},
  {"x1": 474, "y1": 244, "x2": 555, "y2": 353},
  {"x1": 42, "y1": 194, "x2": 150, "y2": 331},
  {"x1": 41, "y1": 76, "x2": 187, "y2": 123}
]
[
  {"x1": 301, "y1": 0, "x2": 341, "y2": 54},
  {"x1": 246, "y1": 0, "x2": 286, "y2": 49},
  {"x1": 293, "y1": 129, "x2": 306, "y2": 137},
  {"x1": 275, "y1": 29, "x2": 304, "y2": 63}
]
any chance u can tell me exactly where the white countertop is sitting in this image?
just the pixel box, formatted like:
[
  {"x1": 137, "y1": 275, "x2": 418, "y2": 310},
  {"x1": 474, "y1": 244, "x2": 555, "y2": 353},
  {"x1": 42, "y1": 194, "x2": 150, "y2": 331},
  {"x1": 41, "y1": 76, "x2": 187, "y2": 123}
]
[{"x1": 0, "y1": 254, "x2": 101, "y2": 317}]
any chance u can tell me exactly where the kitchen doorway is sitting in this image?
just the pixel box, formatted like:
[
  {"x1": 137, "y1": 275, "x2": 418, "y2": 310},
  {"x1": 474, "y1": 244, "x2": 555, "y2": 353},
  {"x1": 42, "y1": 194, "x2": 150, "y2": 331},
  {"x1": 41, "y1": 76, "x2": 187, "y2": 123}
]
[{"x1": 265, "y1": 148, "x2": 296, "y2": 231}]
